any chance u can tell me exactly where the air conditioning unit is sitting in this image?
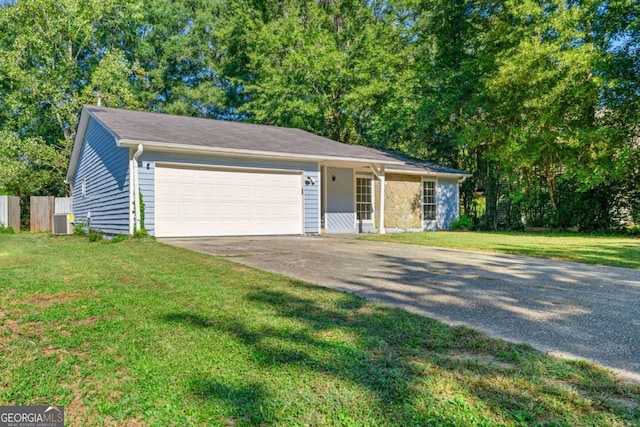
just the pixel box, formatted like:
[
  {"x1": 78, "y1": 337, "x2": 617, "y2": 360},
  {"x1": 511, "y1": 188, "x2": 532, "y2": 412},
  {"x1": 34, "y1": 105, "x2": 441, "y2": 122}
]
[{"x1": 52, "y1": 214, "x2": 73, "y2": 235}]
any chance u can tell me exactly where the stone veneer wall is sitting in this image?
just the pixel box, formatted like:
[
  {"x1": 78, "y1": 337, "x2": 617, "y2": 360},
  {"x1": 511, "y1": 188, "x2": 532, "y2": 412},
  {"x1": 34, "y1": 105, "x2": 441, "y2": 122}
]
[{"x1": 376, "y1": 173, "x2": 422, "y2": 229}]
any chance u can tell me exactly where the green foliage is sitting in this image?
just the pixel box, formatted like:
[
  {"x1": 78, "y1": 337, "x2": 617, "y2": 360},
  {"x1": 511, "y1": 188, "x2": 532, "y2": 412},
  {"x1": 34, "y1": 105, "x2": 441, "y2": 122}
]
[
  {"x1": 110, "y1": 234, "x2": 130, "y2": 243},
  {"x1": 87, "y1": 228, "x2": 103, "y2": 242},
  {"x1": 451, "y1": 215, "x2": 473, "y2": 231},
  {"x1": 132, "y1": 228, "x2": 148, "y2": 239},
  {"x1": 0, "y1": 131, "x2": 67, "y2": 197},
  {"x1": 403, "y1": 0, "x2": 640, "y2": 230},
  {"x1": 0, "y1": 0, "x2": 144, "y2": 198},
  {"x1": 213, "y1": 1, "x2": 415, "y2": 145},
  {"x1": 0, "y1": 224, "x2": 15, "y2": 234},
  {"x1": 82, "y1": 49, "x2": 144, "y2": 109},
  {"x1": 139, "y1": 191, "x2": 145, "y2": 231},
  {"x1": 621, "y1": 227, "x2": 640, "y2": 237},
  {"x1": 479, "y1": 1, "x2": 629, "y2": 219},
  {"x1": 131, "y1": 0, "x2": 225, "y2": 116},
  {"x1": 132, "y1": 191, "x2": 148, "y2": 238},
  {"x1": 0, "y1": 0, "x2": 638, "y2": 229},
  {"x1": 73, "y1": 222, "x2": 86, "y2": 236}
]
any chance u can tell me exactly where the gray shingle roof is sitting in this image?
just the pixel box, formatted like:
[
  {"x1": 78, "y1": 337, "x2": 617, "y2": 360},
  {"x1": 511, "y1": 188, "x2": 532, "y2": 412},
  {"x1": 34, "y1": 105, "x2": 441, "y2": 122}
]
[
  {"x1": 84, "y1": 105, "x2": 469, "y2": 176},
  {"x1": 381, "y1": 152, "x2": 470, "y2": 176}
]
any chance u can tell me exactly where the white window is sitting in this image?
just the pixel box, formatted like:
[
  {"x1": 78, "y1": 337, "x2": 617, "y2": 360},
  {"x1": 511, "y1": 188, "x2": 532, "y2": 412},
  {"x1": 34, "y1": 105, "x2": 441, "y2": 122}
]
[
  {"x1": 422, "y1": 180, "x2": 436, "y2": 221},
  {"x1": 356, "y1": 177, "x2": 373, "y2": 221},
  {"x1": 81, "y1": 178, "x2": 86, "y2": 198}
]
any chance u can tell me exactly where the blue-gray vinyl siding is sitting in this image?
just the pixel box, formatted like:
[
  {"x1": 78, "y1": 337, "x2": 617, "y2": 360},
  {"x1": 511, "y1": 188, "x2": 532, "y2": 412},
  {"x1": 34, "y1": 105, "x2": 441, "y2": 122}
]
[
  {"x1": 72, "y1": 118, "x2": 130, "y2": 234},
  {"x1": 326, "y1": 167, "x2": 356, "y2": 233},
  {"x1": 137, "y1": 151, "x2": 320, "y2": 236},
  {"x1": 436, "y1": 178, "x2": 459, "y2": 230}
]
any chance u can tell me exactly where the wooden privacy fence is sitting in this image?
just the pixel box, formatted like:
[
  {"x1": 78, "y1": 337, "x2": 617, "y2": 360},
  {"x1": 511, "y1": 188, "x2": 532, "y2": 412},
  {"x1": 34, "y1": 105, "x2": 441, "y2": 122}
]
[
  {"x1": 30, "y1": 196, "x2": 73, "y2": 232},
  {"x1": 30, "y1": 196, "x2": 55, "y2": 232},
  {"x1": 30, "y1": 196, "x2": 73, "y2": 233},
  {"x1": 0, "y1": 195, "x2": 20, "y2": 232}
]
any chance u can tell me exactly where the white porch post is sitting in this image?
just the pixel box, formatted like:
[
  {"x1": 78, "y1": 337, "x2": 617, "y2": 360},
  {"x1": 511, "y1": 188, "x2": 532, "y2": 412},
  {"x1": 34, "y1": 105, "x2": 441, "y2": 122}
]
[
  {"x1": 370, "y1": 163, "x2": 386, "y2": 234},
  {"x1": 379, "y1": 173, "x2": 386, "y2": 234},
  {"x1": 321, "y1": 165, "x2": 328, "y2": 233}
]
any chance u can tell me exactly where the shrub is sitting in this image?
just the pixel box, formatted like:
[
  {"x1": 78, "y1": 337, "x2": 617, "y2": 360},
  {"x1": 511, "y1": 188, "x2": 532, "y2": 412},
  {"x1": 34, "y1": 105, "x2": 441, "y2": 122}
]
[
  {"x1": 451, "y1": 215, "x2": 473, "y2": 231},
  {"x1": 0, "y1": 225, "x2": 15, "y2": 234},
  {"x1": 614, "y1": 226, "x2": 640, "y2": 237},
  {"x1": 133, "y1": 228, "x2": 148, "y2": 238},
  {"x1": 510, "y1": 221, "x2": 525, "y2": 231},
  {"x1": 625, "y1": 227, "x2": 640, "y2": 236},
  {"x1": 87, "y1": 228, "x2": 103, "y2": 242},
  {"x1": 73, "y1": 222, "x2": 86, "y2": 236}
]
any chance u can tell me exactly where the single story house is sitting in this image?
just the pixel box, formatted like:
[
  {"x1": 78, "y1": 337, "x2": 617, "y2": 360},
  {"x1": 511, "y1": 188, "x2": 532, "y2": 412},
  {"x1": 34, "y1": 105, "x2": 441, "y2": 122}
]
[{"x1": 66, "y1": 105, "x2": 470, "y2": 237}]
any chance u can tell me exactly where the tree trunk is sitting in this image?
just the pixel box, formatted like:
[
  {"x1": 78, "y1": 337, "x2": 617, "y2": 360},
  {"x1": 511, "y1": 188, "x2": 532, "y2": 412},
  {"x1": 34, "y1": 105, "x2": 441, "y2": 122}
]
[{"x1": 483, "y1": 159, "x2": 500, "y2": 231}]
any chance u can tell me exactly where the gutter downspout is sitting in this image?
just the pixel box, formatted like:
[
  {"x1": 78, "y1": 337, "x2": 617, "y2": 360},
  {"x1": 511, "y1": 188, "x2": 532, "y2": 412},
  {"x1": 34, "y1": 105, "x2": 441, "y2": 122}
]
[
  {"x1": 129, "y1": 153, "x2": 135, "y2": 234},
  {"x1": 132, "y1": 144, "x2": 144, "y2": 233}
]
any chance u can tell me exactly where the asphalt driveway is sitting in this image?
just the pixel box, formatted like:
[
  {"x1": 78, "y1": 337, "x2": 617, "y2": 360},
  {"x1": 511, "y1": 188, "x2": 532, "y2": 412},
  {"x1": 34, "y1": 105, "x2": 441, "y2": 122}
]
[{"x1": 161, "y1": 235, "x2": 640, "y2": 382}]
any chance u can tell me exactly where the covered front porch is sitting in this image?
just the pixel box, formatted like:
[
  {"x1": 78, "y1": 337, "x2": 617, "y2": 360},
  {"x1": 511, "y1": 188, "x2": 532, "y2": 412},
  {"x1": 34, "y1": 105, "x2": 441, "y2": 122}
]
[
  {"x1": 320, "y1": 162, "x2": 387, "y2": 235},
  {"x1": 317, "y1": 156, "x2": 464, "y2": 234}
]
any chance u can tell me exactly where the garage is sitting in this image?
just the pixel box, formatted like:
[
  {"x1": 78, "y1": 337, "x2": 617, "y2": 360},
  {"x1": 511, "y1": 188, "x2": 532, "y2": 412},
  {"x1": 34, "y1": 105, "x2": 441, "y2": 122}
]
[{"x1": 155, "y1": 165, "x2": 303, "y2": 237}]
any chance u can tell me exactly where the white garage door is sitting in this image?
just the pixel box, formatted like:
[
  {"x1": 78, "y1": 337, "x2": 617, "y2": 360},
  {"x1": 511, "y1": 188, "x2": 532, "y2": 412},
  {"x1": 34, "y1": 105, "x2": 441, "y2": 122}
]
[{"x1": 155, "y1": 165, "x2": 303, "y2": 237}]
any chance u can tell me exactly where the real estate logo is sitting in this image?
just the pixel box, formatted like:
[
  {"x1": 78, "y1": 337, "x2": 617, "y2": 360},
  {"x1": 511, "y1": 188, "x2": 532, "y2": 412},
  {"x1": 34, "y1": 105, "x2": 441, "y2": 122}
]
[{"x1": 0, "y1": 406, "x2": 64, "y2": 427}]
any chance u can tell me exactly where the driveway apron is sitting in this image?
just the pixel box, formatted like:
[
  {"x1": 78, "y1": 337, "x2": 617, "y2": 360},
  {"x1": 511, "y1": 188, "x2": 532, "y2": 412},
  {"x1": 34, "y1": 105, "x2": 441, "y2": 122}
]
[{"x1": 161, "y1": 235, "x2": 640, "y2": 382}]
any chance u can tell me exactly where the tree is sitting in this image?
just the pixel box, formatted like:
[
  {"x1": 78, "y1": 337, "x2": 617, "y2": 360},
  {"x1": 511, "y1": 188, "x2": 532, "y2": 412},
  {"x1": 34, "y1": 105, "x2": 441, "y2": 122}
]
[
  {"x1": 0, "y1": 0, "x2": 637, "y2": 230},
  {"x1": 401, "y1": 0, "x2": 509, "y2": 228},
  {"x1": 0, "y1": 131, "x2": 66, "y2": 198},
  {"x1": 213, "y1": 0, "x2": 415, "y2": 145},
  {"x1": 0, "y1": 0, "x2": 143, "y2": 197},
  {"x1": 132, "y1": 0, "x2": 226, "y2": 117}
]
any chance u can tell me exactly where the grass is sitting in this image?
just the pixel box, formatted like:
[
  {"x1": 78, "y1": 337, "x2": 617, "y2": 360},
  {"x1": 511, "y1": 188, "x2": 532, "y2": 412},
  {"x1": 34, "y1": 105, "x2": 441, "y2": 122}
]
[
  {"x1": 0, "y1": 233, "x2": 638, "y2": 426},
  {"x1": 362, "y1": 231, "x2": 640, "y2": 269}
]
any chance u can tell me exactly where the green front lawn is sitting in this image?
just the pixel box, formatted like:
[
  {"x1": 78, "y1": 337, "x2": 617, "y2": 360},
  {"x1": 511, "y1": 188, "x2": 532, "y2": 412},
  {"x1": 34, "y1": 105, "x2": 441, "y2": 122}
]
[
  {"x1": 0, "y1": 234, "x2": 638, "y2": 426},
  {"x1": 362, "y1": 232, "x2": 640, "y2": 269}
]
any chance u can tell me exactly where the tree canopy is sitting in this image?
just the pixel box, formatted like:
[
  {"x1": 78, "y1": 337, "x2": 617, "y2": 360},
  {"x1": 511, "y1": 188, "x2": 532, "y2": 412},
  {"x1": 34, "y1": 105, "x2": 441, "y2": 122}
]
[{"x1": 1, "y1": 0, "x2": 638, "y2": 230}]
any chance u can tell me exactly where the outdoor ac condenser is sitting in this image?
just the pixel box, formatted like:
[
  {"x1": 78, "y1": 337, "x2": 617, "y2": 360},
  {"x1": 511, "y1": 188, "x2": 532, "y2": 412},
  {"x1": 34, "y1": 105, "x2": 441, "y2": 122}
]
[{"x1": 52, "y1": 214, "x2": 73, "y2": 235}]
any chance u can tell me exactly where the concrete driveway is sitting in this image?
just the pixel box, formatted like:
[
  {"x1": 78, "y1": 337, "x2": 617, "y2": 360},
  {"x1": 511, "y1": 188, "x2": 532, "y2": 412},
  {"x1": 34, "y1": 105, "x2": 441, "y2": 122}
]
[{"x1": 161, "y1": 235, "x2": 640, "y2": 382}]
